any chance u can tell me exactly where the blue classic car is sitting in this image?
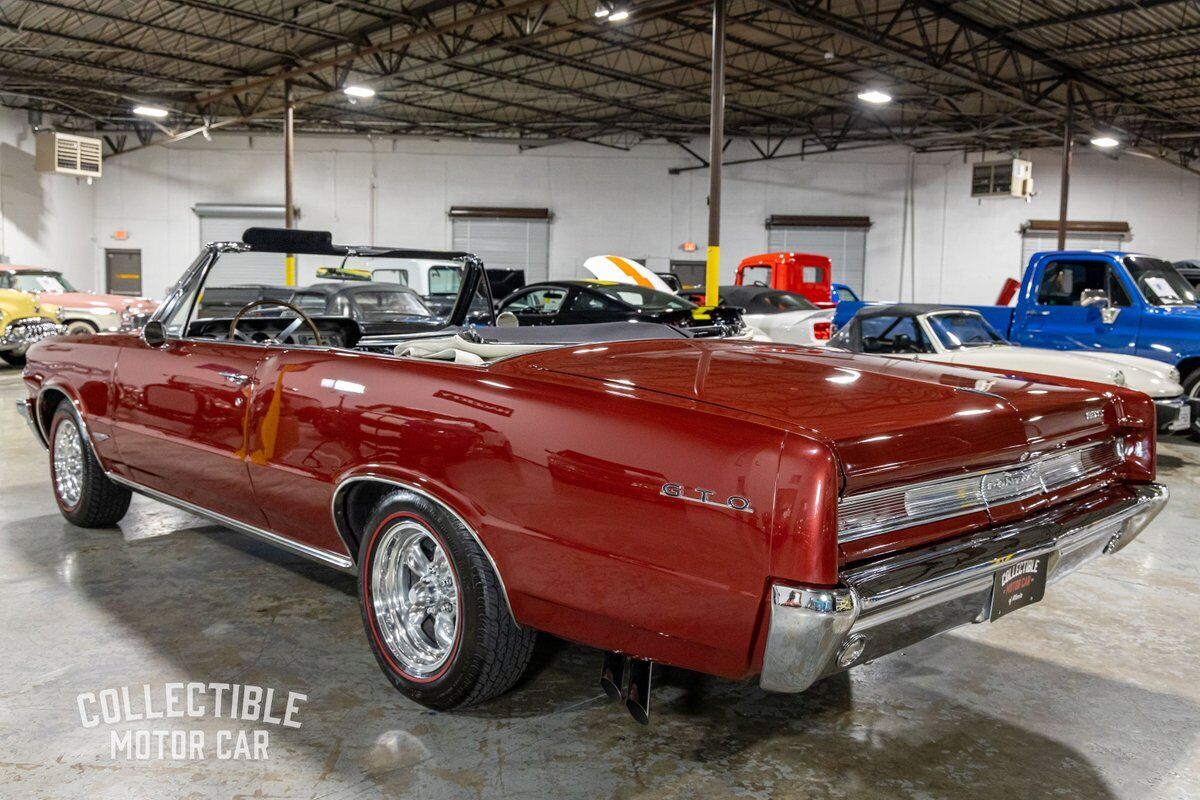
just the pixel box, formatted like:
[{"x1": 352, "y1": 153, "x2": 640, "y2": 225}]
[{"x1": 836, "y1": 251, "x2": 1200, "y2": 432}]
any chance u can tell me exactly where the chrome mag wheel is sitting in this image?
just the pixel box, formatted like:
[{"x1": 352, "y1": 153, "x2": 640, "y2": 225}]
[
  {"x1": 371, "y1": 519, "x2": 460, "y2": 678},
  {"x1": 53, "y1": 417, "x2": 84, "y2": 508}
]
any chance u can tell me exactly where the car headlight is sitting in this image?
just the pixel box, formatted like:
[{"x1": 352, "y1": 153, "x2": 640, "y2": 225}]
[
  {"x1": 1111, "y1": 370, "x2": 1126, "y2": 387},
  {"x1": 1168, "y1": 367, "x2": 1181, "y2": 384}
]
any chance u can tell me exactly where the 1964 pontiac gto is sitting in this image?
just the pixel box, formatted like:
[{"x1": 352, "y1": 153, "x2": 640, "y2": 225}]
[{"x1": 17, "y1": 229, "x2": 1169, "y2": 722}]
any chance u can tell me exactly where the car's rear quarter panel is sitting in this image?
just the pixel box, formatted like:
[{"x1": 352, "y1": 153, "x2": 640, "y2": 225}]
[{"x1": 245, "y1": 349, "x2": 823, "y2": 678}]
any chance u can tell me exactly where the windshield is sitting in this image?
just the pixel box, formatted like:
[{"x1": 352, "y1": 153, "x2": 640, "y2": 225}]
[
  {"x1": 351, "y1": 289, "x2": 433, "y2": 320},
  {"x1": 591, "y1": 284, "x2": 695, "y2": 310},
  {"x1": 13, "y1": 271, "x2": 75, "y2": 293},
  {"x1": 429, "y1": 265, "x2": 463, "y2": 295},
  {"x1": 927, "y1": 312, "x2": 1007, "y2": 349},
  {"x1": 1125, "y1": 256, "x2": 1198, "y2": 306}
]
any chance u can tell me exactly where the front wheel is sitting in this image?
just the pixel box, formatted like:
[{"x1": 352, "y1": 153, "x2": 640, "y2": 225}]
[
  {"x1": 358, "y1": 490, "x2": 536, "y2": 710},
  {"x1": 0, "y1": 351, "x2": 25, "y2": 367},
  {"x1": 49, "y1": 403, "x2": 131, "y2": 527},
  {"x1": 65, "y1": 320, "x2": 98, "y2": 336}
]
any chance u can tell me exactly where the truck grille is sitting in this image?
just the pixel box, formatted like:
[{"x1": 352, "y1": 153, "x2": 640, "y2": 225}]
[{"x1": 838, "y1": 439, "x2": 1122, "y2": 543}]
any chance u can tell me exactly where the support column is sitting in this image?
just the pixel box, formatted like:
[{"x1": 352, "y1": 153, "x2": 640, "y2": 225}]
[
  {"x1": 284, "y1": 80, "x2": 297, "y2": 286},
  {"x1": 704, "y1": 0, "x2": 726, "y2": 307},
  {"x1": 1057, "y1": 82, "x2": 1073, "y2": 251}
]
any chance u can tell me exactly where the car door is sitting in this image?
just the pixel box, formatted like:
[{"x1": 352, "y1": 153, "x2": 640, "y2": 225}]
[
  {"x1": 1013, "y1": 256, "x2": 1141, "y2": 352},
  {"x1": 110, "y1": 335, "x2": 270, "y2": 527}
]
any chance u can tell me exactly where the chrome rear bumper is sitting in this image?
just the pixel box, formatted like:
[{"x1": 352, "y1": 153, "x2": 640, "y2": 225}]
[{"x1": 760, "y1": 483, "x2": 1169, "y2": 693}]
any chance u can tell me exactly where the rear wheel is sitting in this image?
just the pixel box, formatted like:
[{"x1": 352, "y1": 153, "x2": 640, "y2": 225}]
[
  {"x1": 49, "y1": 403, "x2": 131, "y2": 527},
  {"x1": 1184, "y1": 370, "x2": 1200, "y2": 439},
  {"x1": 0, "y1": 351, "x2": 25, "y2": 367},
  {"x1": 358, "y1": 490, "x2": 536, "y2": 710}
]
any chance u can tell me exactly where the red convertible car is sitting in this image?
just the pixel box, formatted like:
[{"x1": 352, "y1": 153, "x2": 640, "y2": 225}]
[{"x1": 18, "y1": 228, "x2": 1169, "y2": 722}]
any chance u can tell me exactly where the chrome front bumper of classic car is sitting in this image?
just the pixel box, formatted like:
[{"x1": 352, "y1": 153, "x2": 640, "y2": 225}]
[
  {"x1": 760, "y1": 483, "x2": 1169, "y2": 693},
  {"x1": 16, "y1": 397, "x2": 47, "y2": 449},
  {"x1": 0, "y1": 318, "x2": 64, "y2": 352},
  {"x1": 1154, "y1": 396, "x2": 1192, "y2": 432}
]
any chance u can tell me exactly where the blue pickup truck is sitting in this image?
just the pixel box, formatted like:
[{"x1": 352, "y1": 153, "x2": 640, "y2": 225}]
[{"x1": 835, "y1": 250, "x2": 1200, "y2": 424}]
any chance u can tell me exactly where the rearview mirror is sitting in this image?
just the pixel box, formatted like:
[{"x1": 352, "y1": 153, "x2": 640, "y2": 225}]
[{"x1": 141, "y1": 320, "x2": 167, "y2": 348}]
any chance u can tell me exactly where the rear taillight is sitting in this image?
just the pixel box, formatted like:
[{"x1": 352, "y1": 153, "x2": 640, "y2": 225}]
[{"x1": 812, "y1": 321, "x2": 832, "y2": 341}]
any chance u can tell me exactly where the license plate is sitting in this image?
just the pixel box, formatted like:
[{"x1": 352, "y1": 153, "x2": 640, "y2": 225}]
[
  {"x1": 990, "y1": 554, "x2": 1050, "y2": 621},
  {"x1": 1177, "y1": 405, "x2": 1192, "y2": 430}
]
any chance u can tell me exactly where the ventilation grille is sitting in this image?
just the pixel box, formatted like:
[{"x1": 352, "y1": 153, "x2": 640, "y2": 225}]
[{"x1": 35, "y1": 132, "x2": 103, "y2": 178}]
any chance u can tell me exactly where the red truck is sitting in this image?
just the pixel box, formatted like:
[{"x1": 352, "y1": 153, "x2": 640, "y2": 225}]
[{"x1": 735, "y1": 252, "x2": 859, "y2": 308}]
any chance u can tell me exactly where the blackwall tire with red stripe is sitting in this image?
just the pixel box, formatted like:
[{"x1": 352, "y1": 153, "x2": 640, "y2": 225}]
[{"x1": 357, "y1": 489, "x2": 536, "y2": 710}]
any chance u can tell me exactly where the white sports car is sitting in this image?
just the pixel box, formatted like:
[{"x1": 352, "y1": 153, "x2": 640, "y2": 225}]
[
  {"x1": 718, "y1": 285, "x2": 837, "y2": 347},
  {"x1": 828, "y1": 303, "x2": 1190, "y2": 432}
]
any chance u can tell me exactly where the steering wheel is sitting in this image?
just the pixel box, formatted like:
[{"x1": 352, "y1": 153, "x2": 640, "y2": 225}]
[{"x1": 229, "y1": 299, "x2": 323, "y2": 347}]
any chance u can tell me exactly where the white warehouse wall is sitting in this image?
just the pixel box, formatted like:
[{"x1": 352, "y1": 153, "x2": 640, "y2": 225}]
[
  {"x1": 0, "y1": 108, "x2": 97, "y2": 287},
  {"x1": 3, "y1": 107, "x2": 1200, "y2": 302}
]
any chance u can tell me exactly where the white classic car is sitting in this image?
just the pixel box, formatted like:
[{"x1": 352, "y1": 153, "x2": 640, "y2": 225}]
[
  {"x1": 828, "y1": 303, "x2": 1190, "y2": 432},
  {"x1": 718, "y1": 285, "x2": 837, "y2": 347}
]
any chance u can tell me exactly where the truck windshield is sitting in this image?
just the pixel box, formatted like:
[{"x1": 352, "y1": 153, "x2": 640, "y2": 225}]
[
  {"x1": 927, "y1": 312, "x2": 1007, "y2": 349},
  {"x1": 1125, "y1": 257, "x2": 1198, "y2": 306}
]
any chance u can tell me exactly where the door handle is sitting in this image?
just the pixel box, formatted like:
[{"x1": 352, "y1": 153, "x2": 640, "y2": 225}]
[
  {"x1": 218, "y1": 371, "x2": 250, "y2": 385},
  {"x1": 1025, "y1": 310, "x2": 1051, "y2": 317}
]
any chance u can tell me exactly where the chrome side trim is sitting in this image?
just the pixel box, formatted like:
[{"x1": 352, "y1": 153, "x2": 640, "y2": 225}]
[
  {"x1": 330, "y1": 473, "x2": 515, "y2": 618},
  {"x1": 109, "y1": 474, "x2": 355, "y2": 572}
]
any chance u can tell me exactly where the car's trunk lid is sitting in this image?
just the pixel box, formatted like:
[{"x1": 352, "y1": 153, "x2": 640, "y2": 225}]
[{"x1": 515, "y1": 339, "x2": 1114, "y2": 493}]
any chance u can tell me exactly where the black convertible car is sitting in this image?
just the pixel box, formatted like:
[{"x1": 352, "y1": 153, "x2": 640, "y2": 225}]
[{"x1": 496, "y1": 280, "x2": 745, "y2": 335}]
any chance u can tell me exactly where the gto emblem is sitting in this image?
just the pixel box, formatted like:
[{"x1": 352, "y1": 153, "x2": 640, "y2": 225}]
[
  {"x1": 1084, "y1": 409, "x2": 1103, "y2": 421},
  {"x1": 660, "y1": 483, "x2": 753, "y2": 513}
]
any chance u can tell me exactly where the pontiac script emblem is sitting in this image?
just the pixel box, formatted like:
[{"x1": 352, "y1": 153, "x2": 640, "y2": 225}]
[{"x1": 660, "y1": 483, "x2": 753, "y2": 513}]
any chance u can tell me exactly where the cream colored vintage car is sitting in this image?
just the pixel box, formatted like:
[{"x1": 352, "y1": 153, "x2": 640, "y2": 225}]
[
  {"x1": 828, "y1": 304, "x2": 1191, "y2": 432},
  {"x1": 0, "y1": 288, "x2": 63, "y2": 366}
]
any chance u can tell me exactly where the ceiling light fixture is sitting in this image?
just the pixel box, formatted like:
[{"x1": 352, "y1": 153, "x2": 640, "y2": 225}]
[
  {"x1": 593, "y1": 4, "x2": 610, "y2": 17},
  {"x1": 857, "y1": 90, "x2": 892, "y2": 104},
  {"x1": 132, "y1": 105, "x2": 169, "y2": 118},
  {"x1": 1090, "y1": 135, "x2": 1120, "y2": 149},
  {"x1": 608, "y1": 8, "x2": 631, "y2": 21},
  {"x1": 344, "y1": 85, "x2": 376, "y2": 98}
]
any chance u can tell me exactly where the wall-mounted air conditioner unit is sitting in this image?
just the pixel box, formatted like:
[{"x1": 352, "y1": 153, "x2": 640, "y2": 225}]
[
  {"x1": 971, "y1": 158, "x2": 1032, "y2": 199},
  {"x1": 34, "y1": 131, "x2": 103, "y2": 178}
]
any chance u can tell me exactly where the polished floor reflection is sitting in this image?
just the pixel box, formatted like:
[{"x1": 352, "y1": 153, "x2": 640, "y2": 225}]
[{"x1": 0, "y1": 368, "x2": 1197, "y2": 799}]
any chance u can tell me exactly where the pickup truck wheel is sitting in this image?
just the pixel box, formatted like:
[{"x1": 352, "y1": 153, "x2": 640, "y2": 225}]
[
  {"x1": 49, "y1": 403, "x2": 131, "y2": 527},
  {"x1": 0, "y1": 351, "x2": 25, "y2": 367},
  {"x1": 358, "y1": 491, "x2": 536, "y2": 710},
  {"x1": 1184, "y1": 370, "x2": 1200, "y2": 438}
]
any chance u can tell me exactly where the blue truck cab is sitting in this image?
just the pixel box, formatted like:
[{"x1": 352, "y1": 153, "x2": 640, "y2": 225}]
[{"x1": 835, "y1": 250, "x2": 1200, "y2": 421}]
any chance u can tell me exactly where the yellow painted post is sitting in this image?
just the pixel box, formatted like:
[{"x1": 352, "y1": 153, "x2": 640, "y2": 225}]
[
  {"x1": 705, "y1": 245, "x2": 720, "y2": 307},
  {"x1": 285, "y1": 254, "x2": 296, "y2": 287}
]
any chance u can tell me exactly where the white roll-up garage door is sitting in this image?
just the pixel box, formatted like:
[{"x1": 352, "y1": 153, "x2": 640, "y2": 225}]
[
  {"x1": 1019, "y1": 220, "x2": 1130, "y2": 272},
  {"x1": 194, "y1": 204, "x2": 288, "y2": 287},
  {"x1": 450, "y1": 208, "x2": 551, "y2": 282},
  {"x1": 765, "y1": 216, "x2": 870, "y2": 294}
]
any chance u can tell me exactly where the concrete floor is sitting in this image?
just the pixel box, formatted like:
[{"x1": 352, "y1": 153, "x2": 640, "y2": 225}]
[{"x1": 0, "y1": 366, "x2": 1197, "y2": 800}]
